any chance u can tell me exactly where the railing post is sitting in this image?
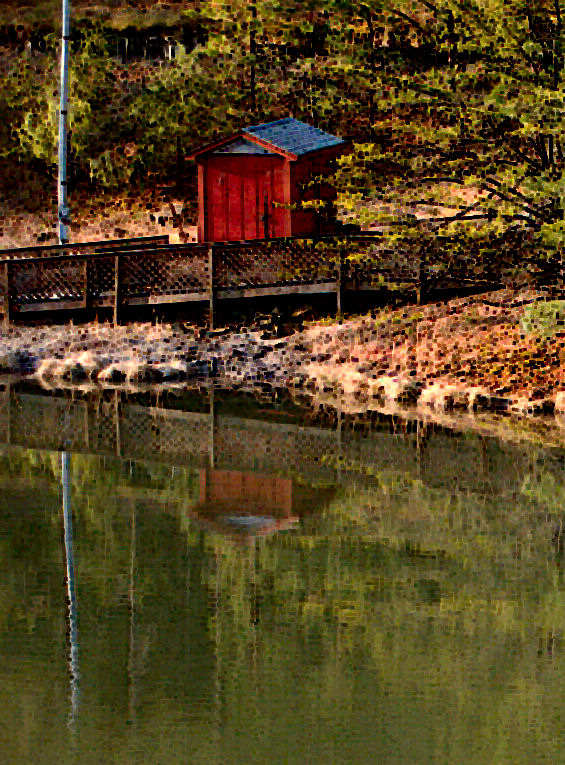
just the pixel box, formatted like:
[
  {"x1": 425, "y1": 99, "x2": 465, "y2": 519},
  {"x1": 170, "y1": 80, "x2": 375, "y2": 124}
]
[
  {"x1": 1, "y1": 262, "x2": 10, "y2": 327},
  {"x1": 6, "y1": 384, "x2": 11, "y2": 445},
  {"x1": 1, "y1": 383, "x2": 11, "y2": 445},
  {"x1": 83, "y1": 401, "x2": 90, "y2": 451},
  {"x1": 209, "y1": 387, "x2": 215, "y2": 468},
  {"x1": 208, "y1": 244, "x2": 215, "y2": 330},
  {"x1": 336, "y1": 247, "x2": 343, "y2": 316},
  {"x1": 82, "y1": 259, "x2": 89, "y2": 309},
  {"x1": 113, "y1": 254, "x2": 121, "y2": 326}
]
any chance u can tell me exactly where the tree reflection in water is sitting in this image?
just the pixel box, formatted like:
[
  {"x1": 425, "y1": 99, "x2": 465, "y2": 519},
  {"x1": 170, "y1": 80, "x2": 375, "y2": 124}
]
[{"x1": 0, "y1": 391, "x2": 565, "y2": 762}]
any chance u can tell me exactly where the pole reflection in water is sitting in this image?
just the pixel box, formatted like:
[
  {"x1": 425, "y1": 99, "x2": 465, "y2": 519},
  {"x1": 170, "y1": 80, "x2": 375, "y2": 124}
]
[
  {"x1": 61, "y1": 451, "x2": 79, "y2": 737},
  {"x1": 128, "y1": 500, "x2": 137, "y2": 725}
]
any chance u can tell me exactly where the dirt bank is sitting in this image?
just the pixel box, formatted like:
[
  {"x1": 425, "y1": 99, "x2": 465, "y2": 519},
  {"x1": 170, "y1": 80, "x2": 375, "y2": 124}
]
[
  {"x1": 290, "y1": 288, "x2": 565, "y2": 416},
  {"x1": 0, "y1": 188, "x2": 197, "y2": 248},
  {"x1": 1, "y1": 288, "x2": 565, "y2": 421}
]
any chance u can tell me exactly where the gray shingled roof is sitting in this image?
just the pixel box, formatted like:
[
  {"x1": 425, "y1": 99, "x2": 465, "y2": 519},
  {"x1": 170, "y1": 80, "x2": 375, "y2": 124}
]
[{"x1": 243, "y1": 118, "x2": 345, "y2": 156}]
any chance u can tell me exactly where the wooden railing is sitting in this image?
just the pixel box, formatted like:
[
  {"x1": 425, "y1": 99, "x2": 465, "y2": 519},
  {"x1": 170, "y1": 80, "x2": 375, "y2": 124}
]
[
  {"x1": 0, "y1": 234, "x2": 170, "y2": 260},
  {"x1": 1, "y1": 232, "x2": 495, "y2": 328},
  {"x1": 1, "y1": 241, "x2": 210, "y2": 326}
]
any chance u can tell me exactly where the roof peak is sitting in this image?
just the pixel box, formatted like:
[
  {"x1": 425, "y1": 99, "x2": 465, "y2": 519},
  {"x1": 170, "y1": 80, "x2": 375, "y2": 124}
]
[{"x1": 188, "y1": 118, "x2": 346, "y2": 160}]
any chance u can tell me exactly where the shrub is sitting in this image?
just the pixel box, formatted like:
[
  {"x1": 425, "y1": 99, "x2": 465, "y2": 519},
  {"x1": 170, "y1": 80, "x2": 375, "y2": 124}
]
[{"x1": 521, "y1": 300, "x2": 565, "y2": 339}]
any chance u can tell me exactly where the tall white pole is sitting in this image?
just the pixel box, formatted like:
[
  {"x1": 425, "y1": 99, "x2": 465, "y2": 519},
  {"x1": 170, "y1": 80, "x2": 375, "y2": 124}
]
[{"x1": 58, "y1": 0, "x2": 71, "y2": 244}]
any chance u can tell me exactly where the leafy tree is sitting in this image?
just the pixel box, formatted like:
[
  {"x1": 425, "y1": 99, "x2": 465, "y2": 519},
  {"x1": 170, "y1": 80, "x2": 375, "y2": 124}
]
[{"x1": 334, "y1": 0, "x2": 565, "y2": 277}]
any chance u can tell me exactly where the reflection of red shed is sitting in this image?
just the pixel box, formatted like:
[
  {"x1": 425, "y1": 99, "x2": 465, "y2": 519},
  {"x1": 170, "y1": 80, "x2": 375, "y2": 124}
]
[
  {"x1": 187, "y1": 118, "x2": 347, "y2": 243},
  {"x1": 190, "y1": 468, "x2": 335, "y2": 541},
  {"x1": 194, "y1": 468, "x2": 298, "y2": 538}
]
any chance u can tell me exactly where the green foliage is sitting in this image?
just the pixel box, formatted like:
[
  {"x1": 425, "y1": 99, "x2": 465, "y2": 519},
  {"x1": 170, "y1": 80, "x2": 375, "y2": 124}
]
[
  {"x1": 521, "y1": 299, "x2": 565, "y2": 337},
  {"x1": 327, "y1": 0, "x2": 565, "y2": 267},
  {"x1": 124, "y1": 42, "x2": 242, "y2": 184},
  {"x1": 4, "y1": 27, "x2": 124, "y2": 183}
]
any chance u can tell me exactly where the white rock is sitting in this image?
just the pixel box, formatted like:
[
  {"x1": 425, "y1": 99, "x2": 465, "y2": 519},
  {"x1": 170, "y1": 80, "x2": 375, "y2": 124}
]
[
  {"x1": 125, "y1": 361, "x2": 161, "y2": 384},
  {"x1": 418, "y1": 383, "x2": 464, "y2": 410},
  {"x1": 372, "y1": 376, "x2": 422, "y2": 403},
  {"x1": 97, "y1": 363, "x2": 128, "y2": 383},
  {"x1": 466, "y1": 387, "x2": 491, "y2": 412},
  {"x1": 555, "y1": 391, "x2": 565, "y2": 414},
  {"x1": 155, "y1": 361, "x2": 187, "y2": 381},
  {"x1": 35, "y1": 358, "x2": 66, "y2": 380},
  {"x1": 74, "y1": 351, "x2": 110, "y2": 379}
]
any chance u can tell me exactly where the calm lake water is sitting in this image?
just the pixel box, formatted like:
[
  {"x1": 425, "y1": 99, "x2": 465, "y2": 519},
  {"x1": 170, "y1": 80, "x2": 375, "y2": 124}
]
[{"x1": 1, "y1": 387, "x2": 565, "y2": 764}]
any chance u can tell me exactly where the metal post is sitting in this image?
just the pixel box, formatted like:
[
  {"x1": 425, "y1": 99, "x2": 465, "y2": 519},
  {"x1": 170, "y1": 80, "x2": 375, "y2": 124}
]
[
  {"x1": 113, "y1": 255, "x2": 121, "y2": 326},
  {"x1": 127, "y1": 501, "x2": 137, "y2": 724},
  {"x1": 114, "y1": 389, "x2": 121, "y2": 457},
  {"x1": 58, "y1": 0, "x2": 71, "y2": 244}
]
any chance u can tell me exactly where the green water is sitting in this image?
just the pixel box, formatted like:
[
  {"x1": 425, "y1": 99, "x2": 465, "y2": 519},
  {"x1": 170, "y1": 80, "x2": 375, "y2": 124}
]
[{"x1": 2, "y1": 391, "x2": 565, "y2": 764}]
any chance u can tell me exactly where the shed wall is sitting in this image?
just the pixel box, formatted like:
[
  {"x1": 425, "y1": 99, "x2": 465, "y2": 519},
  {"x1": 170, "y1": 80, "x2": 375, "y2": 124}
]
[{"x1": 289, "y1": 146, "x2": 344, "y2": 237}]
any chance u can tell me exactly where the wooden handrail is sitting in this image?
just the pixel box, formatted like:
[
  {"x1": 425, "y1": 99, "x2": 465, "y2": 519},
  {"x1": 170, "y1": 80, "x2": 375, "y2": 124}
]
[
  {"x1": 0, "y1": 234, "x2": 170, "y2": 258},
  {"x1": 0, "y1": 244, "x2": 209, "y2": 267},
  {"x1": 0, "y1": 232, "x2": 387, "y2": 264}
]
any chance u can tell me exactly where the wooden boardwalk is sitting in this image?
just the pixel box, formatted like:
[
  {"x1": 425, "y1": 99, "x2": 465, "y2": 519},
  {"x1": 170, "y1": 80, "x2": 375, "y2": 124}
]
[{"x1": 0, "y1": 233, "x2": 422, "y2": 327}]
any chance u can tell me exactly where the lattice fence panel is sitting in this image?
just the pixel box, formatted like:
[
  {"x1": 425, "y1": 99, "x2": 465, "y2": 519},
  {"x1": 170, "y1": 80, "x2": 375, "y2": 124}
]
[
  {"x1": 9, "y1": 259, "x2": 88, "y2": 305},
  {"x1": 214, "y1": 244, "x2": 279, "y2": 288},
  {"x1": 214, "y1": 240, "x2": 338, "y2": 289},
  {"x1": 272, "y1": 240, "x2": 339, "y2": 284},
  {"x1": 87, "y1": 400, "x2": 120, "y2": 455},
  {"x1": 87, "y1": 258, "x2": 115, "y2": 299},
  {"x1": 214, "y1": 418, "x2": 339, "y2": 483},
  {"x1": 345, "y1": 239, "x2": 419, "y2": 288},
  {"x1": 140, "y1": 410, "x2": 211, "y2": 464},
  {"x1": 120, "y1": 248, "x2": 208, "y2": 300},
  {"x1": 119, "y1": 405, "x2": 210, "y2": 464}
]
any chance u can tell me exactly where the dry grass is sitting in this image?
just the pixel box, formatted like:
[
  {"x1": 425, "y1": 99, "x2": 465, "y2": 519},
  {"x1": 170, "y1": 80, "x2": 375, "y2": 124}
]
[{"x1": 303, "y1": 289, "x2": 564, "y2": 398}]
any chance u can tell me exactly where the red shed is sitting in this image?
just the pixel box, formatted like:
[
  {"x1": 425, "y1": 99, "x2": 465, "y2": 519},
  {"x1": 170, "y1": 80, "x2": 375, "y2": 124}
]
[{"x1": 187, "y1": 118, "x2": 347, "y2": 243}]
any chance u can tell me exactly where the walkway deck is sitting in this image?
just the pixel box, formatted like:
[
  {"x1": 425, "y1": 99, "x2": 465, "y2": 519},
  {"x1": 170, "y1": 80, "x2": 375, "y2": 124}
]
[{"x1": 0, "y1": 233, "x2": 420, "y2": 327}]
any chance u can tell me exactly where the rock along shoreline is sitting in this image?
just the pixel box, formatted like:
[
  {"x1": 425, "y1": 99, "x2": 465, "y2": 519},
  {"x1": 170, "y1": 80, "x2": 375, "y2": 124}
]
[{"x1": 2, "y1": 288, "x2": 565, "y2": 425}]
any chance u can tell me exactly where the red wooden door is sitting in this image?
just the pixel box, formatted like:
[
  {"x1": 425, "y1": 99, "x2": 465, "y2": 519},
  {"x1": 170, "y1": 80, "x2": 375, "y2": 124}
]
[
  {"x1": 258, "y1": 170, "x2": 273, "y2": 240},
  {"x1": 226, "y1": 170, "x2": 244, "y2": 241},
  {"x1": 243, "y1": 169, "x2": 272, "y2": 240},
  {"x1": 205, "y1": 156, "x2": 284, "y2": 242}
]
